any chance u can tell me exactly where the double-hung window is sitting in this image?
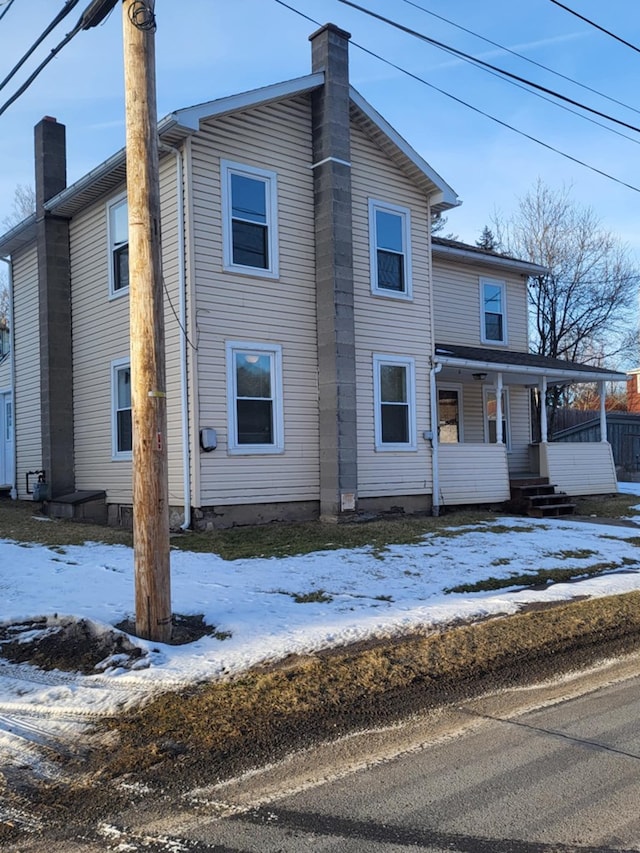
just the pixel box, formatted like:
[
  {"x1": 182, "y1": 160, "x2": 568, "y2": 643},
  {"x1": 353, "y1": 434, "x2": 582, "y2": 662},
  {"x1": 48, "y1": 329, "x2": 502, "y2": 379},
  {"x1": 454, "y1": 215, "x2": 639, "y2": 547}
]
[
  {"x1": 221, "y1": 161, "x2": 279, "y2": 278},
  {"x1": 111, "y1": 358, "x2": 132, "y2": 458},
  {"x1": 481, "y1": 278, "x2": 507, "y2": 344},
  {"x1": 373, "y1": 354, "x2": 416, "y2": 451},
  {"x1": 369, "y1": 199, "x2": 412, "y2": 298},
  {"x1": 226, "y1": 342, "x2": 283, "y2": 453},
  {"x1": 108, "y1": 195, "x2": 129, "y2": 297}
]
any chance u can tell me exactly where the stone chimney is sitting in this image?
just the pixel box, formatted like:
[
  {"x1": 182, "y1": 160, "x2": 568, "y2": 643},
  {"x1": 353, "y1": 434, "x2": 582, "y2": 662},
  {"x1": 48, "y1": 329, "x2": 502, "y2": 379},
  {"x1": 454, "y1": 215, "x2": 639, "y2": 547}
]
[
  {"x1": 309, "y1": 24, "x2": 358, "y2": 520},
  {"x1": 35, "y1": 116, "x2": 75, "y2": 498}
]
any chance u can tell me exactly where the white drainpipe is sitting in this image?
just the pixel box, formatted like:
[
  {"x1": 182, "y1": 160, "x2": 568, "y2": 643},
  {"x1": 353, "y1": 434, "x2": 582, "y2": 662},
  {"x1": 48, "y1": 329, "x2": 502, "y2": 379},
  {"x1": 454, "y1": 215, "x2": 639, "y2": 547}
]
[
  {"x1": 161, "y1": 142, "x2": 191, "y2": 530},
  {"x1": 0, "y1": 256, "x2": 16, "y2": 499},
  {"x1": 430, "y1": 361, "x2": 443, "y2": 516}
]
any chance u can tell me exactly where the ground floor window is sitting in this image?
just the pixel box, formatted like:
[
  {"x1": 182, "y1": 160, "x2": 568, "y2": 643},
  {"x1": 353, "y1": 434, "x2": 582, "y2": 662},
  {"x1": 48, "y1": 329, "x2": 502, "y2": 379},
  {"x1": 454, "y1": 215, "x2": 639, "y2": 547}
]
[
  {"x1": 373, "y1": 354, "x2": 416, "y2": 451},
  {"x1": 111, "y1": 358, "x2": 132, "y2": 458},
  {"x1": 438, "y1": 385, "x2": 463, "y2": 443},
  {"x1": 226, "y1": 341, "x2": 284, "y2": 453}
]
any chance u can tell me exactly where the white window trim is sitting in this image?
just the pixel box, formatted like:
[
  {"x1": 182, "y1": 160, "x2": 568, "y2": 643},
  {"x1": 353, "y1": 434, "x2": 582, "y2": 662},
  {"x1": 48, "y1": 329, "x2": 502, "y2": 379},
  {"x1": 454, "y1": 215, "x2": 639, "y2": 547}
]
[
  {"x1": 437, "y1": 382, "x2": 464, "y2": 443},
  {"x1": 221, "y1": 160, "x2": 279, "y2": 279},
  {"x1": 111, "y1": 357, "x2": 132, "y2": 460},
  {"x1": 107, "y1": 192, "x2": 129, "y2": 300},
  {"x1": 226, "y1": 341, "x2": 284, "y2": 454},
  {"x1": 368, "y1": 199, "x2": 413, "y2": 300},
  {"x1": 480, "y1": 277, "x2": 507, "y2": 345},
  {"x1": 483, "y1": 385, "x2": 511, "y2": 451},
  {"x1": 373, "y1": 353, "x2": 417, "y2": 451}
]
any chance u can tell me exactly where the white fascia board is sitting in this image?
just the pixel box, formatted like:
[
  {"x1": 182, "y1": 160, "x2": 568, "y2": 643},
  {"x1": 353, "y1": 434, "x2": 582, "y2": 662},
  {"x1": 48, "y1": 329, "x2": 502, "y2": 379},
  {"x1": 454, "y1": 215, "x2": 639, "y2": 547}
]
[
  {"x1": 432, "y1": 242, "x2": 549, "y2": 276},
  {"x1": 435, "y1": 355, "x2": 626, "y2": 384},
  {"x1": 169, "y1": 73, "x2": 325, "y2": 130},
  {"x1": 349, "y1": 86, "x2": 460, "y2": 209}
]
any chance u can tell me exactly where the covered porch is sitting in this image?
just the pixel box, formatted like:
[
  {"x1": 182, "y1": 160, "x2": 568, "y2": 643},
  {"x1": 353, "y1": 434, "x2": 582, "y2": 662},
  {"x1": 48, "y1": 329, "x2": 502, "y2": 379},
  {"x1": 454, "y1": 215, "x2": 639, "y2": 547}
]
[{"x1": 431, "y1": 343, "x2": 626, "y2": 512}]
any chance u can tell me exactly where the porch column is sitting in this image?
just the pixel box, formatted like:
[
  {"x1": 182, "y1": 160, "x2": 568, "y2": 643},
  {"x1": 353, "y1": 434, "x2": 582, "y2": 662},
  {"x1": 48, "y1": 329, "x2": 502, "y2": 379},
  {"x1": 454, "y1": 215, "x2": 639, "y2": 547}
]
[
  {"x1": 599, "y1": 380, "x2": 608, "y2": 442},
  {"x1": 540, "y1": 376, "x2": 548, "y2": 443},
  {"x1": 496, "y1": 372, "x2": 504, "y2": 444}
]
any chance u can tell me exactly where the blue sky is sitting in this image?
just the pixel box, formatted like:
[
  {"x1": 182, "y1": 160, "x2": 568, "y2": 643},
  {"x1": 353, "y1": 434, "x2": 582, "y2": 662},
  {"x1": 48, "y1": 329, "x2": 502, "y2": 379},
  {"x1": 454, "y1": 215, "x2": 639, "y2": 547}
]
[{"x1": 1, "y1": 0, "x2": 639, "y2": 258}]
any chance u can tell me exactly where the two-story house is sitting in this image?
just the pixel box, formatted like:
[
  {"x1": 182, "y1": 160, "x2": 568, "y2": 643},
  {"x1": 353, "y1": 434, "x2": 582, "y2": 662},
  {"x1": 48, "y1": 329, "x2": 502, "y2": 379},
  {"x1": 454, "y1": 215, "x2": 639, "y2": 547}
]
[{"x1": 0, "y1": 24, "x2": 624, "y2": 528}]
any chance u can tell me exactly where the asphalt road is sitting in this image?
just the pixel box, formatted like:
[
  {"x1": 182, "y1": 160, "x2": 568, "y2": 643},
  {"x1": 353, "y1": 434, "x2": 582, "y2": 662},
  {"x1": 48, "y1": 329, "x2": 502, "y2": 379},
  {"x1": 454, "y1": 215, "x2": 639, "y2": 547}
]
[
  {"x1": 11, "y1": 656, "x2": 640, "y2": 852},
  {"x1": 71, "y1": 655, "x2": 639, "y2": 853}
]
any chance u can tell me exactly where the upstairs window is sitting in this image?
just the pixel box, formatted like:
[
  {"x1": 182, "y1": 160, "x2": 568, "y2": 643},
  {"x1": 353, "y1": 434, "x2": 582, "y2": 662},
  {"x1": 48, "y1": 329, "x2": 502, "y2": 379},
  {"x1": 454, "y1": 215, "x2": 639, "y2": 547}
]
[
  {"x1": 221, "y1": 161, "x2": 279, "y2": 278},
  {"x1": 111, "y1": 359, "x2": 132, "y2": 458},
  {"x1": 481, "y1": 278, "x2": 507, "y2": 344},
  {"x1": 226, "y1": 341, "x2": 283, "y2": 453},
  {"x1": 369, "y1": 200, "x2": 412, "y2": 299},
  {"x1": 373, "y1": 354, "x2": 416, "y2": 451},
  {"x1": 108, "y1": 195, "x2": 129, "y2": 297}
]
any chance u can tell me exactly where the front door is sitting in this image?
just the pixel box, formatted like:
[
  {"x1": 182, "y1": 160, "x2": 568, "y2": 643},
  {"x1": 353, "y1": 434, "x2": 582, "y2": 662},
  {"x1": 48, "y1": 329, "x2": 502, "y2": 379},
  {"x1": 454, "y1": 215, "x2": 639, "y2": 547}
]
[
  {"x1": 438, "y1": 386, "x2": 462, "y2": 443},
  {"x1": 0, "y1": 392, "x2": 14, "y2": 487}
]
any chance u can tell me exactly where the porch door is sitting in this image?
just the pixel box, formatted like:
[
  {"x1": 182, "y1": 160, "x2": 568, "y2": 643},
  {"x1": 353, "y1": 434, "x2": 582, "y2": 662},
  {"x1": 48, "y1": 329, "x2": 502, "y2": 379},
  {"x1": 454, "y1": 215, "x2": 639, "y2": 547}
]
[
  {"x1": 438, "y1": 386, "x2": 462, "y2": 443},
  {"x1": 0, "y1": 392, "x2": 14, "y2": 487}
]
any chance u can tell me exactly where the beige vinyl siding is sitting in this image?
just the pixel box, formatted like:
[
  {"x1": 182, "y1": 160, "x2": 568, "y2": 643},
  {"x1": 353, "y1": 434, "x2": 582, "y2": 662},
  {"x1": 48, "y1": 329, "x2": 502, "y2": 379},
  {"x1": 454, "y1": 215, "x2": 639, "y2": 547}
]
[
  {"x1": 0, "y1": 358, "x2": 9, "y2": 388},
  {"x1": 540, "y1": 441, "x2": 617, "y2": 495},
  {"x1": 351, "y1": 124, "x2": 432, "y2": 498},
  {"x1": 439, "y1": 443, "x2": 510, "y2": 505},
  {"x1": 12, "y1": 246, "x2": 41, "y2": 500},
  {"x1": 432, "y1": 259, "x2": 529, "y2": 350},
  {"x1": 71, "y1": 153, "x2": 185, "y2": 506},
  {"x1": 190, "y1": 96, "x2": 319, "y2": 506}
]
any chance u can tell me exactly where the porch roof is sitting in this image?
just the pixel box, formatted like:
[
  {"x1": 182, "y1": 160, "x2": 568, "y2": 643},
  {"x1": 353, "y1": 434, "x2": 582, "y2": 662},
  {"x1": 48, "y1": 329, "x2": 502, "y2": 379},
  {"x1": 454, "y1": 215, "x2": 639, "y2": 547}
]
[{"x1": 434, "y1": 343, "x2": 627, "y2": 385}]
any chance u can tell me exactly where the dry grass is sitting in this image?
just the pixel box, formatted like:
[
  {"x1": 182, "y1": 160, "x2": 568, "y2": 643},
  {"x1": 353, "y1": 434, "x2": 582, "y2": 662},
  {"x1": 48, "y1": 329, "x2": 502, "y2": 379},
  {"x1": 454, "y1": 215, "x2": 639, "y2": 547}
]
[{"x1": 95, "y1": 591, "x2": 640, "y2": 783}]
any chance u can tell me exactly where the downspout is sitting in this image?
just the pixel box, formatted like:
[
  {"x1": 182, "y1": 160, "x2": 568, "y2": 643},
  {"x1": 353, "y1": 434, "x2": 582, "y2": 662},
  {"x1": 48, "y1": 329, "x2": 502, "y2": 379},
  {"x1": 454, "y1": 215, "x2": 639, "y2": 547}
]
[
  {"x1": 430, "y1": 361, "x2": 443, "y2": 516},
  {"x1": 0, "y1": 256, "x2": 16, "y2": 499},
  {"x1": 161, "y1": 142, "x2": 191, "y2": 530}
]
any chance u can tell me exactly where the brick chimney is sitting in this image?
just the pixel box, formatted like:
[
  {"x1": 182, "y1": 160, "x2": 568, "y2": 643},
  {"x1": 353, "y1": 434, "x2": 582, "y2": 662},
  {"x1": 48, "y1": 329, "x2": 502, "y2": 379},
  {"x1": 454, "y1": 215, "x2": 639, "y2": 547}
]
[
  {"x1": 35, "y1": 116, "x2": 75, "y2": 498},
  {"x1": 309, "y1": 24, "x2": 358, "y2": 520}
]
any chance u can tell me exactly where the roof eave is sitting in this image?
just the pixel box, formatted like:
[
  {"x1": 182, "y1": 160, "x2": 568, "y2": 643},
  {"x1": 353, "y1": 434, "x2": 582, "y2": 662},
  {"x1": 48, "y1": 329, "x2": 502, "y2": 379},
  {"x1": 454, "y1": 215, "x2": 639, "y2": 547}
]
[
  {"x1": 435, "y1": 353, "x2": 626, "y2": 384},
  {"x1": 432, "y1": 241, "x2": 549, "y2": 276}
]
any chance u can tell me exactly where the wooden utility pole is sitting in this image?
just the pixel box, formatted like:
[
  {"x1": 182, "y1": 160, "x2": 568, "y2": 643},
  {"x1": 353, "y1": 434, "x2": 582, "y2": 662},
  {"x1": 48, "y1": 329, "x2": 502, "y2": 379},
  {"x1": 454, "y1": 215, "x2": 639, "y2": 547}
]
[{"x1": 122, "y1": 0, "x2": 172, "y2": 642}]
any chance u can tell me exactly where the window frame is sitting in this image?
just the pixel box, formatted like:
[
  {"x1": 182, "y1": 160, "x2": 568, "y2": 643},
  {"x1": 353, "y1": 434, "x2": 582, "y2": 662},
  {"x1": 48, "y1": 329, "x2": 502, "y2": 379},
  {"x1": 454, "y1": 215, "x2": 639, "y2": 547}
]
[
  {"x1": 111, "y1": 357, "x2": 132, "y2": 460},
  {"x1": 368, "y1": 199, "x2": 412, "y2": 300},
  {"x1": 107, "y1": 193, "x2": 129, "y2": 299},
  {"x1": 373, "y1": 353, "x2": 417, "y2": 451},
  {"x1": 480, "y1": 277, "x2": 507, "y2": 345},
  {"x1": 437, "y1": 383, "x2": 464, "y2": 444},
  {"x1": 483, "y1": 385, "x2": 511, "y2": 451},
  {"x1": 226, "y1": 341, "x2": 284, "y2": 455},
  {"x1": 221, "y1": 160, "x2": 279, "y2": 279}
]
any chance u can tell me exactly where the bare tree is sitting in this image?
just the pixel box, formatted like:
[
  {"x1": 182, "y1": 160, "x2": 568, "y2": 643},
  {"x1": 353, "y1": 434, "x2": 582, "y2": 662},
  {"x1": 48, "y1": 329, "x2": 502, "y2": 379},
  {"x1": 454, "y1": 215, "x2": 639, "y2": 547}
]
[
  {"x1": 0, "y1": 184, "x2": 36, "y2": 328},
  {"x1": 493, "y1": 180, "x2": 639, "y2": 433},
  {"x1": 2, "y1": 183, "x2": 35, "y2": 230}
]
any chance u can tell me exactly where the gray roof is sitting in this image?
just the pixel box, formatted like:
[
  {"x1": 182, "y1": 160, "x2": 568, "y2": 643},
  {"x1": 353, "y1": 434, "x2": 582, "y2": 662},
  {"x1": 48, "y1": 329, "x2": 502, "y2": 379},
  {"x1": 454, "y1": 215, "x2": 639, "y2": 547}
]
[{"x1": 434, "y1": 342, "x2": 626, "y2": 384}]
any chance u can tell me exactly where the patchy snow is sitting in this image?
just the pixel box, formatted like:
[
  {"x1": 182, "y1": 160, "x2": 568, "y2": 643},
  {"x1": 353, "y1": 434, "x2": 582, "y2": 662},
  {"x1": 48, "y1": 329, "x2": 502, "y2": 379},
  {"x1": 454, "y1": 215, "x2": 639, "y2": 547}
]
[{"x1": 1, "y1": 484, "x2": 640, "y2": 774}]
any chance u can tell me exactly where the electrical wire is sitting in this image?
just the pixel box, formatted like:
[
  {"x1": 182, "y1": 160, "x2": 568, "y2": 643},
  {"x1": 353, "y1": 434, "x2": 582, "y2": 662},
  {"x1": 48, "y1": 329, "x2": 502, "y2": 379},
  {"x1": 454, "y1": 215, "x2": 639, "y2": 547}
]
[
  {"x1": 0, "y1": 0, "x2": 17, "y2": 24},
  {"x1": 549, "y1": 0, "x2": 640, "y2": 55},
  {"x1": 272, "y1": 0, "x2": 640, "y2": 194},
  {"x1": 401, "y1": 0, "x2": 640, "y2": 118},
  {"x1": 335, "y1": 0, "x2": 640, "y2": 135},
  {"x1": 0, "y1": 0, "x2": 81, "y2": 94}
]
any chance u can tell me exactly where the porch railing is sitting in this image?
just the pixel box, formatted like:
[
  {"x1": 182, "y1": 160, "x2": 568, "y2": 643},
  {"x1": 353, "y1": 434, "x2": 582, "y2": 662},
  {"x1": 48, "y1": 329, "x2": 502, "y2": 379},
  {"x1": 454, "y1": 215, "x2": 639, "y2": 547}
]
[
  {"x1": 438, "y1": 443, "x2": 510, "y2": 506},
  {"x1": 539, "y1": 441, "x2": 617, "y2": 496}
]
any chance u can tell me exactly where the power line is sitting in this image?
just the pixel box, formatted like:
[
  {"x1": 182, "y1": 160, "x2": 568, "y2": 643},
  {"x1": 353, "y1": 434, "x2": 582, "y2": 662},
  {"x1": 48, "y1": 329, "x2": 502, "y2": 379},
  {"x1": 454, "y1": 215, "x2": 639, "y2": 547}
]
[
  {"x1": 549, "y1": 0, "x2": 640, "y2": 54},
  {"x1": 272, "y1": 0, "x2": 640, "y2": 194},
  {"x1": 401, "y1": 0, "x2": 640, "y2": 119},
  {"x1": 0, "y1": 0, "x2": 118, "y2": 118},
  {"x1": 0, "y1": 0, "x2": 17, "y2": 24},
  {"x1": 0, "y1": 0, "x2": 81, "y2": 95},
  {"x1": 336, "y1": 0, "x2": 640, "y2": 135}
]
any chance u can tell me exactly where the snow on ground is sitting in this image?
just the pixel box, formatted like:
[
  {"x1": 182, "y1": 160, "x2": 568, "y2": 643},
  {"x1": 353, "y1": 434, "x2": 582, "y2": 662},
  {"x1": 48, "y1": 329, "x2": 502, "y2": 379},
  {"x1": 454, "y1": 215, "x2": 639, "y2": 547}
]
[{"x1": 1, "y1": 485, "x2": 640, "y2": 775}]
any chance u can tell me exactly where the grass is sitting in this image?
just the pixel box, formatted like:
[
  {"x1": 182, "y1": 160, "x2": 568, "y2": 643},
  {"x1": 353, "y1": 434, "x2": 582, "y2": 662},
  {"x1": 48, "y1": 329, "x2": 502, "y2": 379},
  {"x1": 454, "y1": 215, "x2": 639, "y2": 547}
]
[
  {"x1": 93, "y1": 590, "x2": 640, "y2": 785},
  {"x1": 445, "y1": 558, "x2": 639, "y2": 594}
]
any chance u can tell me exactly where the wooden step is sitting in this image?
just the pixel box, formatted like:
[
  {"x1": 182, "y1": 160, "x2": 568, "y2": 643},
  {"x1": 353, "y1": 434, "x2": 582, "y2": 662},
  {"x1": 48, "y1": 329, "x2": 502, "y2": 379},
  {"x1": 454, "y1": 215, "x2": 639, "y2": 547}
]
[{"x1": 527, "y1": 502, "x2": 576, "y2": 518}]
